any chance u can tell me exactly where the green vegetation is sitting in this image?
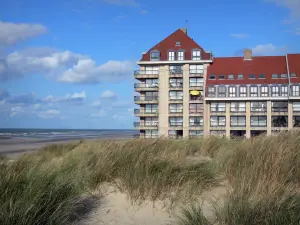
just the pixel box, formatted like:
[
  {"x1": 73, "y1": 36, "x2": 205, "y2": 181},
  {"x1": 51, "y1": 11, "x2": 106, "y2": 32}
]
[{"x1": 1, "y1": 131, "x2": 300, "y2": 224}]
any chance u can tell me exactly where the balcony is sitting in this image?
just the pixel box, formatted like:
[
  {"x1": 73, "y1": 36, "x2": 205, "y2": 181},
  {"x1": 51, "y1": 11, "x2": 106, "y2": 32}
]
[
  {"x1": 169, "y1": 82, "x2": 183, "y2": 90},
  {"x1": 169, "y1": 69, "x2": 183, "y2": 77},
  {"x1": 189, "y1": 122, "x2": 203, "y2": 129},
  {"x1": 134, "y1": 70, "x2": 159, "y2": 79},
  {"x1": 189, "y1": 95, "x2": 203, "y2": 103},
  {"x1": 169, "y1": 122, "x2": 183, "y2": 129},
  {"x1": 189, "y1": 70, "x2": 204, "y2": 77},
  {"x1": 250, "y1": 107, "x2": 267, "y2": 115},
  {"x1": 189, "y1": 83, "x2": 204, "y2": 90},
  {"x1": 169, "y1": 97, "x2": 183, "y2": 103},
  {"x1": 189, "y1": 109, "x2": 203, "y2": 115},
  {"x1": 169, "y1": 109, "x2": 183, "y2": 116},
  {"x1": 230, "y1": 108, "x2": 246, "y2": 114},
  {"x1": 134, "y1": 109, "x2": 159, "y2": 117},
  {"x1": 134, "y1": 122, "x2": 159, "y2": 129},
  {"x1": 134, "y1": 83, "x2": 159, "y2": 92},
  {"x1": 134, "y1": 96, "x2": 158, "y2": 104}
]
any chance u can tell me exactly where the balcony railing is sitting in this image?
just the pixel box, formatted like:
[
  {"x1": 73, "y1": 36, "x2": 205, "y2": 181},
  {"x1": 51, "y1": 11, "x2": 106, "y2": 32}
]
[
  {"x1": 170, "y1": 97, "x2": 183, "y2": 101},
  {"x1": 134, "y1": 122, "x2": 159, "y2": 127},
  {"x1": 134, "y1": 83, "x2": 159, "y2": 88},
  {"x1": 169, "y1": 122, "x2": 183, "y2": 127},
  {"x1": 189, "y1": 122, "x2": 203, "y2": 127},
  {"x1": 272, "y1": 107, "x2": 288, "y2": 112},
  {"x1": 169, "y1": 109, "x2": 183, "y2": 113},
  {"x1": 230, "y1": 108, "x2": 246, "y2": 113},
  {"x1": 169, "y1": 83, "x2": 183, "y2": 88},
  {"x1": 211, "y1": 108, "x2": 226, "y2": 113},
  {"x1": 134, "y1": 96, "x2": 158, "y2": 101},
  {"x1": 169, "y1": 69, "x2": 183, "y2": 75},
  {"x1": 134, "y1": 70, "x2": 159, "y2": 75},
  {"x1": 189, "y1": 70, "x2": 204, "y2": 75},
  {"x1": 134, "y1": 109, "x2": 159, "y2": 114},
  {"x1": 190, "y1": 96, "x2": 203, "y2": 101},
  {"x1": 251, "y1": 107, "x2": 267, "y2": 113},
  {"x1": 189, "y1": 109, "x2": 203, "y2": 114},
  {"x1": 189, "y1": 82, "x2": 204, "y2": 88}
]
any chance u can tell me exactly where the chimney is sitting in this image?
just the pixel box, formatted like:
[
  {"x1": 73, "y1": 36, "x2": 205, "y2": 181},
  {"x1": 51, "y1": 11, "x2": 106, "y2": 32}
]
[
  {"x1": 244, "y1": 49, "x2": 252, "y2": 60},
  {"x1": 180, "y1": 28, "x2": 187, "y2": 35}
]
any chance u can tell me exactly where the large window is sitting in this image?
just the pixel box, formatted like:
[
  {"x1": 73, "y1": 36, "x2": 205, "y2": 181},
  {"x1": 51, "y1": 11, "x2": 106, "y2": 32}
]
[
  {"x1": 145, "y1": 66, "x2": 159, "y2": 75},
  {"x1": 144, "y1": 92, "x2": 158, "y2": 101},
  {"x1": 272, "y1": 116, "x2": 288, "y2": 127},
  {"x1": 207, "y1": 86, "x2": 216, "y2": 97},
  {"x1": 281, "y1": 85, "x2": 288, "y2": 96},
  {"x1": 150, "y1": 50, "x2": 160, "y2": 61},
  {"x1": 190, "y1": 103, "x2": 203, "y2": 113},
  {"x1": 251, "y1": 116, "x2": 267, "y2": 127},
  {"x1": 229, "y1": 86, "x2": 237, "y2": 97},
  {"x1": 144, "y1": 117, "x2": 158, "y2": 126},
  {"x1": 294, "y1": 116, "x2": 300, "y2": 127},
  {"x1": 261, "y1": 85, "x2": 269, "y2": 97},
  {"x1": 169, "y1": 91, "x2": 183, "y2": 100},
  {"x1": 218, "y1": 86, "x2": 226, "y2": 97},
  {"x1": 250, "y1": 86, "x2": 258, "y2": 97},
  {"x1": 271, "y1": 86, "x2": 280, "y2": 97},
  {"x1": 251, "y1": 102, "x2": 267, "y2": 112},
  {"x1": 177, "y1": 51, "x2": 185, "y2": 60},
  {"x1": 190, "y1": 78, "x2": 203, "y2": 87},
  {"x1": 168, "y1": 51, "x2": 175, "y2": 61},
  {"x1": 230, "y1": 116, "x2": 246, "y2": 127},
  {"x1": 145, "y1": 104, "x2": 158, "y2": 113},
  {"x1": 189, "y1": 117, "x2": 203, "y2": 126},
  {"x1": 210, "y1": 116, "x2": 226, "y2": 127},
  {"x1": 189, "y1": 130, "x2": 203, "y2": 137},
  {"x1": 169, "y1": 117, "x2": 183, "y2": 127},
  {"x1": 230, "y1": 102, "x2": 246, "y2": 112},
  {"x1": 293, "y1": 102, "x2": 300, "y2": 112},
  {"x1": 192, "y1": 49, "x2": 201, "y2": 60},
  {"x1": 145, "y1": 130, "x2": 158, "y2": 138},
  {"x1": 170, "y1": 65, "x2": 183, "y2": 74},
  {"x1": 211, "y1": 102, "x2": 226, "y2": 112},
  {"x1": 189, "y1": 65, "x2": 204, "y2": 74},
  {"x1": 272, "y1": 101, "x2": 288, "y2": 112},
  {"x1": 291, "y1": 85, "x2": 300, "y2": 96},
  {"x1": 239, "y1": 86, "x2": 247, "y2": 97},
  {"x1": 169, "y1": 104, "x2": 183, "y2": 113},
  {"x1": 169, "y1": 78, "x2": 183, "y2": 88}
]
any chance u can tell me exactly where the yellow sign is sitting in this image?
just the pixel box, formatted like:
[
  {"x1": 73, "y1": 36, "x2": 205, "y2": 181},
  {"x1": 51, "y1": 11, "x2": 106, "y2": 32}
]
[{"x1": 190, "y1": 90, "x2": 200, "y2": 96}]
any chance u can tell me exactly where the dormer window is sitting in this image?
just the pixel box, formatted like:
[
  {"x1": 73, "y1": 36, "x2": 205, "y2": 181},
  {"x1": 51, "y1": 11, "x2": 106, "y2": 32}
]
[
  {"x1": 175, "y1": 41, "x2": 181, "y2": 46},
  {"x1": 192, "y1": 49, "x2": 201, "y2": 60},
  {"x1": 150, "y1": 50, "x2": 160, "y2": 61},
  {"x1": 209, "y1": 74, "x2": 216, "y2": 80},
  {"x1": 168, "y1": 51, "x2": 175, "y2": 61},
  {"x1": 177, "y1": 51, "x2": 185, "y2": 60}
]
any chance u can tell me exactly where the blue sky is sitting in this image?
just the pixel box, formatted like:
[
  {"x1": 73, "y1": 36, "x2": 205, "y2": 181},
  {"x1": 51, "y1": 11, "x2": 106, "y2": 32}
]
[{"x1": 0, "y1": 0, "x2": 299, "y2": 129}]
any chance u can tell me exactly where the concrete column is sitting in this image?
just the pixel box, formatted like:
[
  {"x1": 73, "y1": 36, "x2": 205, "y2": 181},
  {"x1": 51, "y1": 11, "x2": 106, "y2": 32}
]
[
  {"x1": 288, "y1": 101, "x2": 293, "y2": 130},
  {"x1": 204, "y1": 102, "x2": 210, "y2": 137},
  {"x1": 267, "y1": 101, "x2": 272, "y2": 135},
  {"x1": 158, "y1": 65, "x2": 169, "y2": 137},
  {"x1": 246, "y1": 101, "x2": 251, "y2": 138},
  {"x1": 225, "y1": 102, "x2": 231, "y2": 138},
  {"x1": 183, "y1": 64, "x2": 190, "y2": 138}
]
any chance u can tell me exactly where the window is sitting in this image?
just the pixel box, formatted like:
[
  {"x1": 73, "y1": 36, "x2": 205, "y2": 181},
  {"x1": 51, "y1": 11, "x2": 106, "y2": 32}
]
[
  {"x1": 290, "y1": 73, "x2": 297, "y2": 78},
  {"x1": 272, "y1": 74, "x2": 278, "y2": 79},
  {"x1": 192, "y1": 49, "x2": 201, "y2": 60},
  {"x1": 259, "y1": 74, "x2": 265, "y2": 79},
  {"x1": 144, "y1": 117, "x2": 158, "y2": 127},
  {"x1": 169, "y1": 91, "x2": 183, "y2": 100},
  {"x1": 249, "y1": 74, "x2": 256, "y2": 79},
  {"x1": 228, "y1": 74, "x2": 234, "y2": 79},
  {"x1": 251, "y1": 102, "x2": 267, "y2": 112},
  {"x1": 271, "y1": 86, "x2": 280, "y2": 97},
  {"x1": 150, "y1": 50, "x2": 160, "y2": 61},
  {"x1": 219, "y1": 75, "x2": 225, "y2": 79},
  {"x1": 168, "y1": 51, "x2": 175, "y2": 61},
  {"x1": 144, "y1": 79, "x2": 159, "y2": 88},
  {"x1": 189, "y1": 103, "x2": 203, "y2": 113},
  {"x1": 251, "y1": 116, "x2": 267, "y2": 127},
  {"x1": 145, "y1": 66, "x2": 159, "y2": 75},
  {"x1": 229, "y1": 86, "x2": 237, "y2": 97},
  {"x1": 189, "y1": 65, "x2": 204, "y2": 74},
  {"x1": 230, "y1": 116, "x2": 246, "y2": 127},
  {"x1": 272, "y1": 116, "x2": 288, "y2": 127},
  {"x1": 281, "y1": 74, "x2": 287, "y2": 78},
  {"x1": 291, "y1": 85, "x2": 300, "y2": 96},
  {"x1": 293, "y1": 102, "x2": 300, "y2": 112},
  {"x1": 261, "y1": 85, "x2": 269, "y2": 97},
  {"x1": 272, "y1": 101, "x2": 288, "y2": 112},
  {"x1": 169, "y1": 104, "x2": 183, "y2": 113},
  {"x1": 145, "y1": 104, "x2": 158, "y2": 113},
  {"x1": 250, "y1": 85, "x2": 258, "y2": 97},
  {"x1": 239, "y1": 86, "x2": 247, "y2": 97},
  {"x1": 230, "y1": 102, "x2": 246, "y2": 112},
  {"x1": 190, "y1": 78, "x2": 203, "y2": 87},
  {"x1": 177, "y1": 51, "x2": 185, "y2": 60},
  {"x1": 145, "y1": 130, "x2": 158, "y2": 138},
  {"x1": 169, "y1": 117, "x2": 183, "y2": 127},
  {"x1": 209, "y1": 74, "x2": 216, "y2": 79},
  {"x1": 207, "y1": 86, "x2": 216, "y2": 97},
  {"x1": 218, "y1": 86, "x2": 226, "y2": 97},
  {"x1": 144, "y1": 92, "x2": 158, "y2": 101},
  {"x1": 189, "y1": 117, "x2": 203, "y2": 126},
  {"x1": 281, "y1": 85, "x2": 288, "y2": 96},
  {"x1": 189, "y1": 130, "x2": 203, "y2": 136},
  {"x1": 176, "y1": 41, "x2": 181, "y2": 46},
  {"x1": 211, "y1": 102, "x2": 226, "y2": 112},
  {"x1": 294, "y1": 116, "x2": 300, "y2": 127},
  {"x1": 238, "y1": 74, "x2": 244, "y2": 79},
  {"x1": 210, "y1": 116, "x2": 226, "y2": 127},
  {"x1": 170, "y1": 65, "x2": 183, "y2": 74},
  {"x1": 169, "y1": 78, "x2": 183, "y2": 88}
]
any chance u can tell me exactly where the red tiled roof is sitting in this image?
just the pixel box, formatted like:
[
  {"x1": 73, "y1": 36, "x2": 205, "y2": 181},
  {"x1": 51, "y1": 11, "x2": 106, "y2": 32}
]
[
  {"x1": 140, "y1": 29, "x2": 211, "y2": 61},
  {"x1": 206, "y1": 55, "x2": 298, "y2": 86},
  {"x1": 288, "y1": 54, "x2": 300, "y2": 84}
]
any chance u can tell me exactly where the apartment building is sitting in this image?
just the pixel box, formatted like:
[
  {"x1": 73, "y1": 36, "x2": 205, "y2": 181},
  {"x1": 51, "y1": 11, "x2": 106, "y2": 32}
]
[{"x1": 134, "y1": 28, "x2": 300, "y2": 139}]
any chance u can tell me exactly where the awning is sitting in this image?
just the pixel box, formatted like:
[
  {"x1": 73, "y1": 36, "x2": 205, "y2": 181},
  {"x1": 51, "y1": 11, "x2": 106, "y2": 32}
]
[{"x1": 190, "y1": 90, "x2": 200, "y2": 96}]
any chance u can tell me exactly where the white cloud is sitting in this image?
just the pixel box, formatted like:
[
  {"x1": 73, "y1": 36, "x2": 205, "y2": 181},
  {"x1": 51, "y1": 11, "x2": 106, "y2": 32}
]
[
  {"x1": 230, "y1": 33, "x2": 249, "y2": 38},
  {"x1": 44, "y1": 91, "x2": 86, "y2": 104},
  {"x1": 10, "y1": 106, "x2": 24, "y2": 117},
  {"x1": 0, "y1": 21, "x2": 47, "y2": 46},
  {"x1": 38, "y1": 109, "x2": 60, "y2": 119},
  {"x1": 102, "y1": 0, "x2": 138, "y2": 6},
  {"x1": 100, "y1": 90, "x2": 117, "y2": 99},
  {"x1": 91, "y1": 109, "x2": 107, "y2": 117},
  {"x1": 252, "y1": 43, "x2": 288, "y2": 56},
  {"x1": 265, "y1": 0, "x2": 300, "y2": 19}
]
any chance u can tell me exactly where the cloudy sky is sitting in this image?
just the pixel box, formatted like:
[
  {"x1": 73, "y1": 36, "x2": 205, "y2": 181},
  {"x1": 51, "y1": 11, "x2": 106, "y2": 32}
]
[{"x1": 0, "y1": 0, "x2": 300, "y2": 129}]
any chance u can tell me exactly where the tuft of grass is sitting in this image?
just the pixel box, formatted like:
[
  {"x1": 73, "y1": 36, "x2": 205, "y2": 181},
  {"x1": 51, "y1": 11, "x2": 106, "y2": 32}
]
[{"x1": 177, "y1": 203, "x2": 212, "y2": 225}]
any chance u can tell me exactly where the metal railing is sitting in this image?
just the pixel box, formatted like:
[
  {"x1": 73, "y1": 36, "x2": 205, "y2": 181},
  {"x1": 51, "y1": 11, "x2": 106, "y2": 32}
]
[
  {"x1": 134, "y1": 83, "x2": 159, "y2": 88},
  {"x1": 134, "y1": 70, "x2": 159, "y2": 75},
  {"x1": 134, "y1": 109, "x2": 159, "y2": 114},
  {"x1": 189, "y1": 109, "x2": 203, "y2": 114},
  {"x1": 134, "y1": 122, "x2": 159, "y2": 127},
  {"x1": 169, "y1": 83, "x2": 183, "y2": 88},
  {"x1": 189, "y1": 82, "x2": 204, "y2": 87},
  {"x1": 189, "y1": 70, "x2": 204, "y2": 75},
  {"x1": 230, "y1": 107, "x2": 246, "y2": 112},
  {"x1": 169, "y1": 122, "x2": 183, "y2": 127},
  {"x1": 189, "y1": 96, "x2": 203, "y2": 101},
  {"x1": 169, "y1": 69, "x2": 183, "y2": 75},
  {"x1": 134, "y1": 96, "x2": 158, "y2": 101},
  {"x1": 210, "y1": 107, "x2": 226, "y2": 112},
  {"x1": 271, "y1": 107, "x2": 288, "y2": 112},
  {"x1": 189, "y1": 122, "x2": 203, "y2": 127},
  {"x1": 169, "y1": 109, "x2": 183, "y2": 113},
  {"x1": 251, "y1": 107, "x2": 267, "y2": 112},
  {"x1": 169, "y1": 97, "x2": 183, "y2": 101}
]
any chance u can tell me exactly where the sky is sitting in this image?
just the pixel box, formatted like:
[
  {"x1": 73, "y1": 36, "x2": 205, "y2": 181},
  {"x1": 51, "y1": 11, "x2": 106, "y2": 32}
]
[{"x1": 0, "y1": 0, "x2": 300, "y2": 129}]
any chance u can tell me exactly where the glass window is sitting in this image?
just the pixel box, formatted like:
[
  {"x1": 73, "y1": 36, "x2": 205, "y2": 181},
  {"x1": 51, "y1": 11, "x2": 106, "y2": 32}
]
[
  {"x1": 189, "y1": 103, "x2": 203, "y2": 113},
  {"x1": 177, "y1": 51, "x2": 185, "y2": 60},
  {"x1": 210, "y1": 116, "x2": 226, "y2": 127},
  {"x1": 190, "y1": 78, "x2": 203, "y2": 87},
  {"x1": 176, "y1": 41, "x2": 181, "y2": 46},
  {"x1": 250, "y1": 86, "x2": 258, "y2": 97},
  {"x1": 251, "y1": 102, "x2": 267, "y2": 112},
  {"x1": 230, "y1": 116, "x2": 246, "y2": 127},
  {"x1": 272, "y1": 101, "x2": 288, "y2": 112},
  {"x1": 291, "y1": 85, "x2": 300, "y2": 96},
  {"x1": 294, "y1": 116, "x2": 300, "y2": 127},
  {"x1": 145, "y1": 104, "x2": 158, "y2": 113},
  {"x1": 145, "y1": 130, "x2": 158, "y2": 138},
  {"x1": 169, "y1": 103, "x2": 183, "y2": 113},
  {"x1": 189, "y1": 65, "x2": 203, "y2": 74},
  {"x1": 229, "y1": 86, "x2": 237, "y2": 97},
  {"x1": 145, "y1": 66, "x2": 159, "y2": 74},
  {"x1": 249, "y1": 74, "x2": 256, "y2": 79},
  {"x1": 272, "y1": 74, "x2": 278, "y2": 79},
  {"x1": 192, "y1": 49, "x2": 201, "y2": 60},
  {"x1": 170, "y1": 65, "x2": 183, "y2": 74},
  {"x1": 251, "y1": 116, "x2": 267, "y2": 127},
  {"x1": 259, "y1": 74, "x2": 265, "y2": 79},
  {"x1": 144, "y1": 92, "x2": 158, "y2": 101},
  {"x1": 280, "y1": 74, "x2": 287, "y2": 78},
  {"x1": 169, "y1": 117, "x2": 183, "y2": 127},
  {"x1": 211, "y1": 102, "x2": 226, "y2": 112},
  {"x1": 281, "y1": 85, "x2": 288, "y2": 96},
  {"x1": 239, "y1": 86, "x2": 247, "y2": 97},
  {"x1": 230, "y1": 102, "x2": 246, "y2": 112},
  {"x1": 169, "y1": 78, "x2": 183, "y2": 88},
  {"x1": 150, "y1": 51, "x2": 160, "y2": 61},
  {"x1": 272, "y1": 116, "x2": 288, "y2": 127},
  {"x1": 271, "y1": 86, "x2": 280, "y2": 97},
  {"x1": 228, "y1": 74, "x2": 234, "y2": 79},
  {"x1": 219, "y1": 75, "x2": 225, "y2": 79},
  {"x1": 189, "y1": 117, "x2": 203, "y2": 126},
  {"x1": 261, "y1": 85, "x2": 269, "y2": 97},
  {"x1": 218, "y1": 86, "x2": 226, "y2": 97},
  {"x1": 168, "y1": 51, "x2": 175, "y2": 61},
  {"x1": 144, "y1": 117, "x2": 158, "y2": 126},
  {"x1": 293, "y1": 102, "x2": 300, "y2": 112},
  {"x1": 290, "y1": 73, "x2": 297, "y2": 78},
  {"x1": 207, "y1": 86, "x2": 216, "y2": 97},
  {"x1": 209, "y1": 74, "x2": 216, "y2": 79},
  {"x1": 189, "y1": 130, "x2": 203, "y2": 136},
  {"x1": 238, "y1": 74, "x2": 244, "y2": 79},
  {"x1": 169, "y1": 91, "x2": 183, "y2": 100}
]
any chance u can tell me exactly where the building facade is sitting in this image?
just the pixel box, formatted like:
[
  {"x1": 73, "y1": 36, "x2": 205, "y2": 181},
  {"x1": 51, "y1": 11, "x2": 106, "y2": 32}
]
[{"x1": 134, "y1": 28, "x2": 300, "y2": 139}]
